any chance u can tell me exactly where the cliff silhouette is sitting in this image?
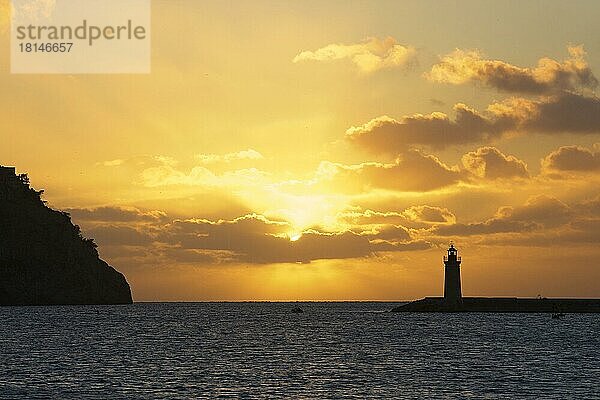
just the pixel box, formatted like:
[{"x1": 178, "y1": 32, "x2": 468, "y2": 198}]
[{"x1": 0, "y1": 166, "x2": 132, "y2": 305}]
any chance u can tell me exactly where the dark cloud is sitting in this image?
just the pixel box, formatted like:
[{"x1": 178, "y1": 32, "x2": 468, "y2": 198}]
[
  {"x1": 338, "y1": 205, "x2": 456, "y2": 232},
  {"x1": 87, "y1": 225, "x2": 155, "y2": 247},
  {"x1": 347, "y1": 93, "x2": 600, "y2": 152},
  {"x1": 403, "y1": 205, "x2": 456, "y2": 224},
  {"x1": 318, "y1": 149, "x2": 465, "y2": 192},
  {"x1": 360, "y1": 225, "x2": 412, "y2": 242},
  {"x1": 157, "y1": 214, "x2": 431, "y2": 264},
  {"x1": 525, "y1": 92, "x2": 600, "y2": 134},
  {"x1": 159, "y1": 248, "x2": 232, "y2": 264},
  {"x1": 435, "y1": 219, "x2": 535, "y2": 236},
  {"x1": 575, "y1": 195, "x2": 600, "y2": 216},
  {"x1": 542, "y1": 145, "x2": 600, "y2": 173},
  {"x1": 346, "y1": 104, "x2": 508, "y2": 152},
  {"x1": 477, "y1": 217, "x2": 600, "y2": 247},
  {"x1": 501, "y1": 195, "x2": 572, "y2": 227},
  {"x1": 435, "y1": 195, "x2": 571, "y2": 236},
  {"x1": 556, "y1": 218, "x2": 600, "y2": 244},
  {"x1": 66, "y1": 206, "x2": 167, "y2": 223},
  {"x1": 428, "y1": 46, "x2": 597, "y2": 94},
  {"x1": 73, "y1": 206, "x2": 435, "y2": 266},
  {"x1": 428, "y1": 193, "x2": 600, "y2": 247},
  {"x1": 461, "y1": 146, "x2": 529, "y2": 179}
]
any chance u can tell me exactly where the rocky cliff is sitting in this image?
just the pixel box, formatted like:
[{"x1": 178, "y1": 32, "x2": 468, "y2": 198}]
[{"x1": 0, "y1": 166, "x2": 132, "y2": 305}]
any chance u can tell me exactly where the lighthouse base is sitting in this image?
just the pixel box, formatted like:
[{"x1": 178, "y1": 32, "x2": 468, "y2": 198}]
[{"x1": 392, "y1": 297, "x2": 600, "y2": 313}]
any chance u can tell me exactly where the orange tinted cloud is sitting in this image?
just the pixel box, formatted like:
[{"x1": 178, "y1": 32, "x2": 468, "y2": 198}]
[
  {"x1": 427, "y1": 46, "x2": 597, "y2": 94},
  {"x1": 73, "y1": 209, "x2": 432, "y2": 265},
  {"x1": 461, "y1": 146, "x2": 529, "y2": 179},
  {"x1": 195, "y1": 149, "x2": 264, "y2": 164},
  {"x1": 293, "y1": 36, "x2": 416, "y2": 73},
  {"x1": 434, "y1": 195, "x2": 574, "y2": 236},
  {"x1": 542, "y1": 145, "x2": 600, "y2": 173},
  {"x1": 316, "y1": 149, "x2": 464, "y2": 192},
  {"x1": 160, "y1": 214, "x2": 431, "y2": 263},
  {"x1": 346, "y1": 93, "x2": 600, "y2": 152},
  {"x1": 345, "y1": 104, "x2": 507, "y2": 151},
  {"x1": 337, "y1": 206, "x2": 456, "y2": 231},
  {"x1": 65, "y1": 206, "x2": 167, "y2": 222}
]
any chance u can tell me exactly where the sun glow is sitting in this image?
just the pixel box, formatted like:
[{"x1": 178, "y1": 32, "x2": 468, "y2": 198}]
[
  {"x1": 265, "y1": 193, "x2": 348, "y2": 234},
  {"x1": 289, "y1": 232, "x2": 302, "y2": 242}
]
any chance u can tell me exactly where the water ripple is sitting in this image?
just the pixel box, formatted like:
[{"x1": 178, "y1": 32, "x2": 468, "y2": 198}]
[{"x1": 0, "y1": 303, "x2": 598, "y2": 399}]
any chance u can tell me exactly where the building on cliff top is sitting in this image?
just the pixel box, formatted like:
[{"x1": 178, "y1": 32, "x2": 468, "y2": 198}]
[
  {"x1": 0, "y1": 166, "x2": 16, "y2": 178},
  {"x1": 0, "y1": 166, "x2": 29, "y2": 185}
]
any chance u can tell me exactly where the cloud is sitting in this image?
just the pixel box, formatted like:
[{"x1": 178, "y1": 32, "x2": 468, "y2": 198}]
[
  {"x1": 461, "y1": 146, "x2": 529, "y2": 179},
  {"x1": 435, "y1": 195, "x2": 572, "y2": 236},
  {"x1": 346, "y1": 93, "x2": 600, "y2": 152},
  {"x1": 141, "y1": 165, "x2": 268, "y2": 187},
  {"x1": 100, "y1": 159, "x2": 125, "y2": 167},
  {"x1": 461, "y1": 194, "x2": 600, "y2": 247},
  {"x1": 575, "y1": 195, "x2": 600, "y2": 217},
  {"x1": 87, "y1": 225, "x2": 155, "y2": 247},
  {"x1": 345, "y1": 104, "x2": 509, "y2": 151},
  {"x1": 345, "y1": 194, "x2": 595, "y2": 249},
  {"x1": 403, "y1": 205, "x2": 456, "y2": 224},
  {"x1": 338, "y1": 209, "x2": 411, "y2": 227},
  {"x1": 359, "y1": 224, "x2": 412, "y2": 242},
  {"x1": 195, "y1": 149, "x2": 263, "y2": 164},
  {"x1": 159, "y1": 213, "x2": 430, "y2": 263},
  {"x1": 435, "y1": 218, "x2": 534, "y2": 236},
  {"x1": 160, "y1": 248, "x2": 231, "y2": 265},
  {"x1": 427, "y1": 46, "x2": 597, "y2": 94},
  {"x1": 542, "y1": 145, "x2": 600, "y2": 173},
  {"x1": 65, "y1": 206, "x2": 167, "y2": 223},
  {"x1": 316, "y1": 149, "x2": 464, "y2": 192},
  {"x1": 308, "y1": 147, "x2": 527, "y2": 196},
  {"x1": 293, "y1": 37, "x2": 416, "y2": 73},
  {"x1": 501, "y1": 195, "x2": 572, "y2": 227},
  {"x1": 83, "y1": 211, "x2": 433, "y2": 265},
  {"x1": 337, "y1": 205, "x2": 456, "y2": 233},
  {"x1": 523, "y1": 92, "x2": 600, "y2": 134},
  {"x1": 479, "y1": 222, "x2": 600, "y2": 247},
  {"x1": 97, "y1": 155, "x2": 178, "y2": 168},
  {"x1": 567, "y1": 219, "x2": 600, "y2": 244}
]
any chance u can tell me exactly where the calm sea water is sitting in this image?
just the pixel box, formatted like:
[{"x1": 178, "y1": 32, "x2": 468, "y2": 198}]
[{"x1": 0, "y1": 302, "x2": 598, "y2": 399}]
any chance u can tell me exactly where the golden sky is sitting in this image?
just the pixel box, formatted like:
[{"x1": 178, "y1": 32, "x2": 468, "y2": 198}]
[{"x1": 2, "y1": 0, "x2": 600, "y2": 301}]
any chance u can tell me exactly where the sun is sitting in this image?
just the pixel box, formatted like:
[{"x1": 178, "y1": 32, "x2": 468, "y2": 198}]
[{"x1": 289, "y1": 233, "x2": 302, "y2": 242}]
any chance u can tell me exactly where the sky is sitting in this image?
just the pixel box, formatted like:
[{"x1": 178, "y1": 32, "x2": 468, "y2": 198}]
[{"x1": 2, "y1": 0, "x2": 600, "y2": 301}]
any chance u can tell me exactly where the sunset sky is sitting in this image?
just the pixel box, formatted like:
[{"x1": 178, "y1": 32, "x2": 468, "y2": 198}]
[{"x1": 2, "y1": 0, "x2": 600, "y2": 301}]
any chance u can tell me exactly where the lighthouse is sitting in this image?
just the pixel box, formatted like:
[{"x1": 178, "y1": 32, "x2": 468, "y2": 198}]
[{"x1": 443, "y1": 242, "x2": 462, "y2": 306}]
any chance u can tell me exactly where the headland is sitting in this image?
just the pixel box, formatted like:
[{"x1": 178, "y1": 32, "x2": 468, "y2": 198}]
[{"x1": 0, "y1": 165, "x2": 132, "y2": 305}]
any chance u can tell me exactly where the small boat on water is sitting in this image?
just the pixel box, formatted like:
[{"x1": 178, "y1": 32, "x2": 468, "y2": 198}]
[
  {"x1": 551, "y1": 304, "x2": 564, "y2": 319},
  {"x1": 291, "y1": 307, "x2": 303, "y2": 314}
]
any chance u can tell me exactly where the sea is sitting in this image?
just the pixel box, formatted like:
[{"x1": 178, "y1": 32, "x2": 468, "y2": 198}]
[{"x1": 0, "y1": 302, "x2": 598, "y2": 399}]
